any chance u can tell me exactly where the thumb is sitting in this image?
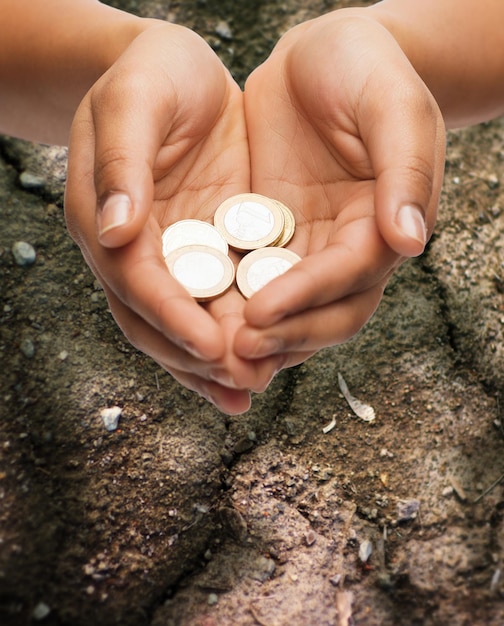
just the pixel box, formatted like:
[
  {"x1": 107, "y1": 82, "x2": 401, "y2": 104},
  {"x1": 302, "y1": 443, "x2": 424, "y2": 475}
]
[
  {"x1": 89, "y1": 71, "x2": 172, "y2": 248},
  {"x1": 93, "y1": 98, "x2": 159, "y2": 248},
  {"x1": 369, "y1": 78, "x2": 446, "y2": 258}
]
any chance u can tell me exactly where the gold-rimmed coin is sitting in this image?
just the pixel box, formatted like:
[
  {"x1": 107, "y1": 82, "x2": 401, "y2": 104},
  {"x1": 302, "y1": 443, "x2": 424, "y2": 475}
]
[
  {"x1": 271, "y1": 200, "x2": 296, "y2": 247},
  {"x1": 236, "y1": 247, "x2": 301, "y2": 299},
  {"x1": 165, "y1": 244, "x2": 235, "y2": 301},
  {"x1": 162, "y1": 219, "x2": 228, "y2": 258},
  {"x1": 213, "y1": 193, "x2": 284, "y2": 251}
]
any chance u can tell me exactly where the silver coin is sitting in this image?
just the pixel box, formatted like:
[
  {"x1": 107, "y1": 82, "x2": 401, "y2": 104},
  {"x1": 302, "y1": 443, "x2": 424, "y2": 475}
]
[
  {"x1": 236, "y1": 247, "x2": 302, "y2": 299},
  {"x1": 165, "y1": 244, "x2": 235, "y2": 301},
  {"x1": 162, "y1": 219, "x2": 228, "y2": 257},
  {"x1": 214, "y1": 193, "x2": 284, "y2": 251}
]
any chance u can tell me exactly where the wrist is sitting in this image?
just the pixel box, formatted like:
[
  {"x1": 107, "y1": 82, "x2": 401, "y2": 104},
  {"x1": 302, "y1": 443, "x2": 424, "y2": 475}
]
[{"x1": 367, "y1": 0, "x2": 504, "y2": 128}]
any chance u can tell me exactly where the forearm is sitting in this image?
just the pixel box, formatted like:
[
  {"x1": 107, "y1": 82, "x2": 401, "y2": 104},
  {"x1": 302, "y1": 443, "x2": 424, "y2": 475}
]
[
  {"x1": 370, "y1": 0, "x2": 504, "y2": 128},
  {"x1": 0, "y1": 0, "x2": 150, "y2": 145}
]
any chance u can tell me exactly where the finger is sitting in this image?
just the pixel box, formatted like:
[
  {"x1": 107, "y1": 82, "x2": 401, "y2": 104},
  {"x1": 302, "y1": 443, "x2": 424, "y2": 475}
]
[
  {"x1": 81, "y1": 225, "x2": 227, "y2": 361},
  {"x1": 107, "y1": 279, "x2": 301, "y2": 412},
  {"x1": 65, "y1": 89, "x2": 157, "y2": 251},
  {"x1": 244, "y1": 215, "x2": 398, "y2": 328},
  {"x1": 74, "y1": 24, "x2": 230, "y2": 249},
  {"x1": 102, "y1": 286, "x2": 228, "y2": 372},
  {"x1": 206, "y1": 289, "x2": 286, "y2": 392},
  {"x1": 235, "y1": 284, "x2": 385, "y2": 359},
  {"x1": 163, "y1": 366, "x2": 253, "y2": 416},
  {"x1": 358, "y1": 32, "x2": 446, "y2": 257},
  {"x1": 88, "y1": 69, "x2": 172, "y2": 248}
]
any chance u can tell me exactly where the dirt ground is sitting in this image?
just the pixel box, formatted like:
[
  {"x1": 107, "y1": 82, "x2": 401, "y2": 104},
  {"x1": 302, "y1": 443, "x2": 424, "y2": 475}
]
[{"x1": 1, "y1": 1, "x2": 504, "y2": 625}]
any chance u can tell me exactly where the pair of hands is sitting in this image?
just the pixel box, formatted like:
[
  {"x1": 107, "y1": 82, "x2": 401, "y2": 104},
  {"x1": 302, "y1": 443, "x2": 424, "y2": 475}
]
[{"x1": 64, "y1": 11, "x2": 446, "y2": 415}]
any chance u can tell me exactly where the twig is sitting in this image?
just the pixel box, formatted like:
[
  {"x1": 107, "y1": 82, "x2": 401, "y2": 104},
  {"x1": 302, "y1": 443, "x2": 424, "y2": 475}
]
[{"x1": 473, "y1": 471, "x2": 504, "y2": 504}]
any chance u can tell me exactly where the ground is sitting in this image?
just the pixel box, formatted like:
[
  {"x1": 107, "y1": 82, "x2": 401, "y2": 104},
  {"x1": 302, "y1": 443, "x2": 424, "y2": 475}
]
[{"x1": 1, "y1": 1, "x2": 504, "y2": 625}]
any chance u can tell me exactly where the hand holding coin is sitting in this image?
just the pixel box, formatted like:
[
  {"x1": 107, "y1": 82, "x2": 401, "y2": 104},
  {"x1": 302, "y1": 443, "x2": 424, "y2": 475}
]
[
  {"x1": 234, "y1": 12, "x2": 443, "y2": 366},
  {"x1": 65, "y1": 24, "x2": 282, "y2": 415}
]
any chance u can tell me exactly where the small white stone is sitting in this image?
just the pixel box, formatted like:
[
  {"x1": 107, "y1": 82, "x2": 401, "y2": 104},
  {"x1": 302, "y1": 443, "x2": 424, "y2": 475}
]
[
  {"x1": 100, "y1": 406, "x2": 122, "y2": 431},
  {"x1": 358, "y1": 539, "x2": 373, "y2": 563},
  {"x1": 20, "y1": 171, "x2": 45, "y2": 189},
  {"x1": 215, "y1": 20, "x2": 232, "y2": 40},
  {"x1": 207, "y1": 593, "x2": 218, "y2": 606},
  {"x1": 32, "y1": 602, "x2": 51, "y2": 620},
  {"x1": 20, "y1": 338, "x2": 35, "y2": 359},
  {"x1": 12, "y1": 241, "x2": 36, "y2": 266}
]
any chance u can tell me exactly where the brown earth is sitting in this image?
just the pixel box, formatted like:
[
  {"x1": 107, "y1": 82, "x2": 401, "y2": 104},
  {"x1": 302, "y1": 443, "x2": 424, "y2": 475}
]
[{"x1": 1, "y1": 1, "x2": 503, "y2": 625}]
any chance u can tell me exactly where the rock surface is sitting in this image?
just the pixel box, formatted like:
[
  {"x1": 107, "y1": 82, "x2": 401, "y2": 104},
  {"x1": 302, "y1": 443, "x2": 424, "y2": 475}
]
[{"x1": 1, "y1": 1, "x2": 503, "y2": 625}]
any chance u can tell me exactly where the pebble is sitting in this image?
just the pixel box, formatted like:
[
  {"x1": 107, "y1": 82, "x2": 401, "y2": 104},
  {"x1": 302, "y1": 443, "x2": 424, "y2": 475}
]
[
  {"x1": 32, "y1": 602, "x2": 51, "y2": 620},
  {"x1": 358, "y1": 539, "x2": 373, "y2": 563},
  {"x1": 304, "y1": 529, "x2": 317, "y2": 546},
  {"x1": 215, "y1": 20, "x2": 232, "y2": 40},
  {"x1": 20, "y1": 338, "x2": 35, "y2": 359},
  {"x1": 442, "y1": 486, "x2": 454, "y2": 497},
  {"x1": 250, "y1": 556, "x2": 276, "y2": 582},
  {"x1": 396, "y1": 499, "x2": 420, "y2": 522},
  {"x1": 19, "y1": 171, "x2": 46, "y2": 189},
  {"x1": 12, "y1": 241, "x2": 36, "y2": 266},
  {"x1": 207, "y1": 593, "x2": 218, "y2": 606},
  {"x1": 100, "y1": 406, "x2": 122, "y2": 431},
  {"x1": 486, "y1": 173, "x2": 499, "y2": 189}
]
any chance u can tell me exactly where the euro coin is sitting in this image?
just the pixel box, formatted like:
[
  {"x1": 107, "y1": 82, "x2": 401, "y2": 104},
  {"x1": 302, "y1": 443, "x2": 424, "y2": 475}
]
[
  {"x1": 236, "y1": 247, "x2": 302, "y2": 299},
  {"x1": 162, "y1": 219, "x2": 228, "y2": 257},
  {"x1": 271, "y1": 200, "x2": 296, "y2": 247},
  {"x1": 214, "y1": 193, "x2": 284, "y2": 251},
  {"x1": 165, "y1": 244, "x2": 235, "y2": 301}
]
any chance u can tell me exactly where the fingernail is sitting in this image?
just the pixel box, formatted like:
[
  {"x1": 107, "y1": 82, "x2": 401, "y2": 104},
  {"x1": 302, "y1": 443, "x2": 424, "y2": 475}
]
[
  {"x1": 182, "y1": 341, "x2": 208, "y2": 361},
  {"x1": 99, "y1": 193, "x2": 132, "y2": 236},
  {"x1": 397, "y1": 204, "x2": 427, "y2": 247},
  {"x1": 199, "y1": 384, "x2": 217, "y2": 407},
  {"x1": 252, "y1": 337, "x2": 282, "y2": 358},
  {"x1": 209, "y1": 370, "x2": 237, "y2": 388}
]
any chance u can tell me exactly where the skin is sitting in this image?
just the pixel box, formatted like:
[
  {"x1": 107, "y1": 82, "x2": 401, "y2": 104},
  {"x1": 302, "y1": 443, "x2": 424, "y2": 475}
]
[
  {"x1": 1, "y1": 1, "x2": 274, "y2": 415},
  {"x1": 235, "y1": 0, "x2": 504, "y2": 364},
  {"x1": 2, "y1": 0, "x2": 504, "y2": 413},
  {"x1": 236, "y1": 10, "x2": 446, "y2": 363},
  {"x1": 64, "y1": 24, "x2": 276, "y2": 416}
]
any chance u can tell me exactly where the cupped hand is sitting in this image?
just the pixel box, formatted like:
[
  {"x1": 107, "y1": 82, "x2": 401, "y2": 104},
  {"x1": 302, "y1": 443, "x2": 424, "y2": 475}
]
[
  {"x1": 65, "y1": 23, "x2": 279, "y2": 414},
  {"x1": 235, "y1": 10, "x2": 446, "y2": 365}
]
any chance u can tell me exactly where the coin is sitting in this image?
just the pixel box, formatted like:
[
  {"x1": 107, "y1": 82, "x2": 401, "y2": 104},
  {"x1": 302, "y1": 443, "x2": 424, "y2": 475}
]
[
  {"x1": 162, "y1": 219, "x2": 228, "y2": 258},
  {"x1": 213, "y1": 193, "x2": 284, "y2": 251},
  {"x1": 165, "y1": 244, "x2": 235, "y2": 301},
  {"x1": 236, "y1": 247, "x2": 302, "y2": 299},
  {"x1": 271, "y1": 200, "x2": 296, "y2": 247}
]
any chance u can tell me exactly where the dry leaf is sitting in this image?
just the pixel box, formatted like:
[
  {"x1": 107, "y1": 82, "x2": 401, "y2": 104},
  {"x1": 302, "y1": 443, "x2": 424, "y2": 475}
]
[{"x1": 338, "y1": 373, "x2": 376, "y2": 422}]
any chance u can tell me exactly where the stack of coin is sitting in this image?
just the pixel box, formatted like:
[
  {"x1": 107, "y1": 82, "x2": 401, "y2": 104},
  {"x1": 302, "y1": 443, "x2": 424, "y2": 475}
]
[
  {"x1": 162, "y1": 220, "x2": 235, "y2": 301},
  {"x1": 213, "y1": 193, "x2": 295, "y2": 251},
  {"x1": 162, "y1": 194, "x2": 300, "y2": 301}
]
